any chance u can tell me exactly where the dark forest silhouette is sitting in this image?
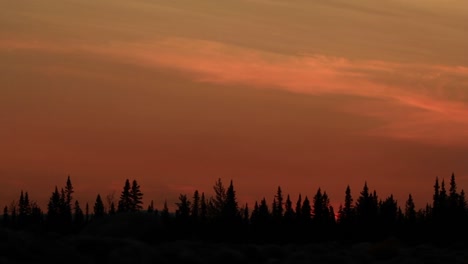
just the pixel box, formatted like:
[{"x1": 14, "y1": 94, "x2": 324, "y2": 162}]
[{"x1": 2, "y1": 173, "x2": 467, "y2": 244}]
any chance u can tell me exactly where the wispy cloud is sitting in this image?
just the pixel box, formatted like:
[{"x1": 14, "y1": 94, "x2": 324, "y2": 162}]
[{"x1": 2, "y1": 37, "x2": 468, "y2": 146}]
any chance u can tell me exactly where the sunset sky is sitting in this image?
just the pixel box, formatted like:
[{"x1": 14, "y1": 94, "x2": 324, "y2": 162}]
[{"x1": 1, "y1": 0, "x2": 468, "y2": 211}]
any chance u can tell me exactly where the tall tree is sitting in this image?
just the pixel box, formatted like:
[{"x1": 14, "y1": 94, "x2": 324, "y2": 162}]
[
  {"x1": 94, "y1": 194, "x2": 105, "y2": 218},
  {"x1": 65, "y1": 175, "x2": 75, "y2": 208},
  {"x1": 161, "y1": 200, "x2": 170, "y2": 224},
  {"x1": 295, "y1": 194, "x2": 302, "y2": 219},
  {"x1": 284, "y1": 194, "x2": 294, "y2": 223},
  {"x1": 223, "y1": 180, "x2": 239, "y2": 222},
  {"x1": 191, "y1": 190, "x2": 200, "y2": 220},
  {"x1": 130, "y1": 180, "x2": 143, "y2": 212},
  {"x1": 176, "y1": 194, "x2": 191, "y2": 221},
  {"x1": 200, "y1": 192, "x2": 207, "y2": 222},
  {"x1": 405, "y1": 194, "x2": 416, "y2": 224},
  {"x1": 301, "y1": 196, "x2": 312, "y2": 222},
  {"x1": 211, "y1": 178, "x2": 226, "y2": 217},
  {"x1": 273, "y1": 186, "x2": 284, "y2": 219},
  {"x1": 47, "y1": 187, "x2": 61, "y2": 224},
  {"x1": 341, "y1": 185, "x2": 354, "y2": 225},
  {"x1": 118, "y1": 179, "x2": 132, "y2": 213}
]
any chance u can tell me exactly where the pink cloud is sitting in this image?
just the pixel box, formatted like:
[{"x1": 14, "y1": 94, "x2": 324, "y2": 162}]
[{"x1": 2, "y1": 37, "x2": 468, "y2": 146}]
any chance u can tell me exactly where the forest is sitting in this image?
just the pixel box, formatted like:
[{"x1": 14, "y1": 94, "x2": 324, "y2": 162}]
[{"x1": 2, "y1": 173, "x2": 467, "y2": 246}]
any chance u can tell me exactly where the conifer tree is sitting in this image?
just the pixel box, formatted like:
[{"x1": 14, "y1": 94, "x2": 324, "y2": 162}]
[
  {"x1": 301, "y1": 196, "x2": 312, "y2": 222},
  {"x1": 200, "y1": 192, "x2": 207, "y2": 222},
  {"x1": 94, "y1": 194, "x2": 105, "y2": 218},
  {"x1": 191, "y1": 190, "x2": 200, "y2": 219},
  {"x1": 405, "y1": 194, "x2": 416, "y2": 224},
  {"x1": 258, "y1": 198, "x2": 270, "y2": 224},
  {"x1": 251, "y1": 201, "x2": 259, "y2": 224},
  {"x1": 284, "y1": 194, "x2": 294, "y2": 222},
  {"x1": 273, "y1": 186, "x2": 284, "y2": 219},
  {"x1": 47, "y1": 187, "x2": 61, "y2": 224},
  {"x1": 313, "y1": 188, "x2": 324, "y2": 222},
  {"x1": 243, "y1": 203, "x2": 249, "y2": 224},
  {"x1": 161, "y1": 200, "x2": 170, "y2": 224},
  {"x1": 223, "y1": 180, "x2": 239, "y2": 221},
  {"x1": 118, "y1": 179, "x2": 132, "y2": 213},
  {"x1": 295, "y1": 194, "x2": 302, "y2": 219},
  {"x1": 85, "y1": 203, "x2": 89, "y2": 223},
  {"x1": 65, "y1": 175, "x2": 75, "y2": 209},
  {"x1": 130, "y1": 180, "x2": 143, "y2": 212},
  {"x1": 342, "y1": 185, "x2": 354, "y2": 224},
  {"x1": 176, "y1": 194, "x2": 191, "y2": 220},
  {"x1": 211, "y1": 178, "x2": 226, "y2": 217}
]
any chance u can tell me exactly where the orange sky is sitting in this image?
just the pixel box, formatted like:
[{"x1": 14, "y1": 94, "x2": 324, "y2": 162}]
[{"x1": 1, "y1": 0, "x2": 468, "y2": 211}]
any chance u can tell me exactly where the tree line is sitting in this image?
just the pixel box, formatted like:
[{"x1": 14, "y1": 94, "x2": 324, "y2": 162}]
[{"x1": 2, "y1": 173, "x2": 467, "y2": 243}]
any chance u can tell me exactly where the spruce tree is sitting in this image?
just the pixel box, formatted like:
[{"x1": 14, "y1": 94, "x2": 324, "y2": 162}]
[
  {"x1": 94, "y1": 194, "x2": 105, "y2": 218},
  {"x1": 243, "y1": 203, "x2": 249, "y2": 224},
  {"x1": 176, "y1": 194, "x2": 191, "y2": 220},
  {"x1": 284, "y1": 194, "x2": 294, "y2": 223},
  {"x1": 405, "y1": 194, "x2": 416, "y2": 224},
  {"x1": 223, "y1": 180, "x2": 239, "y2": 222},
  {"x1": 191, "y1": 190, "x2": 200, "y2": 219},
  {"x1": 301, "y1": 196, "x2": 312, "y2": 222},
  {"x1": 200, "y1": 192, "x2": 207, "y2": 222},
  {"x1": 65, "y1": 175, "x2": 74, "y2": 219},
  {"x1": 161, "y1": 200, "x2": 170, "y2": 224},
  {"x1": 295, "y1": 194, "x2": 302, "y2": 219},
  {"x1": 118, "y1": 179, "x2": 132, "y2": 213},
  {"x1": 47, "y1": 187, "x2": 61, "y2": 224},
  {"x1": 211, "y1": 178, "x2": 226, "y2": 217},
  {"x1": 258, "y1": 198, "x2": 270, "y2": 224},
  {"x1": 342, "y1": 185, "x2": 354, "y2": 224},
  {"x1": 273, "y1": 186, "x2": 284, "y2": 219},
  {"x1": 130, "y1": 180, "x2": 143, "y2": 212}
]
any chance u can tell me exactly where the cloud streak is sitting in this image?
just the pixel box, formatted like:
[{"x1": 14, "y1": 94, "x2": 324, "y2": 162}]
[{"x1": 2, "y1": 37, "x2": 468, "y2": 146}]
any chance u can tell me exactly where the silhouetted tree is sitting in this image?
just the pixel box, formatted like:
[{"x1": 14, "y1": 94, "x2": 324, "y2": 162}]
[
  {"x1": 130, "y1": 180, "x2": 143, "y2": 212},
  {"x1": 295, "y1": 194, "x2": 302, "y2": 219},
  {"x1": 273, "y1": 186, "x2": 284, "y2": 220},
  {"x1": 313, "y1": 188, "x2": 331, "y2": 225},
  {"x1": 47, "y1": 187, "x2": 61, "y2": 226},
  {"x1": 85, "y1": 203, "x2": 89, "y2": 223},
  {"x1": 223, "y1": 180, "x2": 239, "y2": 223},
  {"x1": 210, "y1": 178, "x2": 226, "y2": 218},
  {"x1": 94, "y1": 194, "x2": 105, "y2": 218},
  {"x1": 161, "y1": 200, "x2": 170, "y2": 224},
  {"x1": 284, "y1": 194, "x2": 294, "y2": 223},
  {"x1": 200, "y1": 192, "x2": 207, "y2": 222},
  {"x1": 380, "y1": 194, "x2": 398, "y2": 227},
  {"x1": 258, "y1": 198, "x2": 270, "y2": 224},
  {"x1": 340, "y1": 185, "x2": 354, "y2": 225},
  {"x1": 355, "y1": 182, "x2": 378, "y2": 226},
  {"x1": 301, "y1": 196, "x2": 312, "y2": 223},
  {"x1": 64, "y1": 175, "x2": 74, "y2": 222},
  {"x1": 405, "y1": 194, "x2": 416, "y2": 224},
  {"x1": 176, "y1": 194, "x2": 191, "y2": 221},
  {"x1": 191, "y1": 190, "x2": 200, "y2": 220},
  {"x1": 242, "y1": 203, "x2": 249, "y2": 224},
  {"x1": 118, "y1": 179, "x2": 132, "y2": 213}
]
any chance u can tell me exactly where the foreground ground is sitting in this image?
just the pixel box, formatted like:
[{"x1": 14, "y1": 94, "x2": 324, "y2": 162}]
[{"x1": 1, "y1": 227, "x2": 467, "y2": 264}]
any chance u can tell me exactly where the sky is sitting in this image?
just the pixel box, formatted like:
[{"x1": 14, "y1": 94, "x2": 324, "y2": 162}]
[{"x1": 1, "y1": 0, "x2": 468, "y2": 211}]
